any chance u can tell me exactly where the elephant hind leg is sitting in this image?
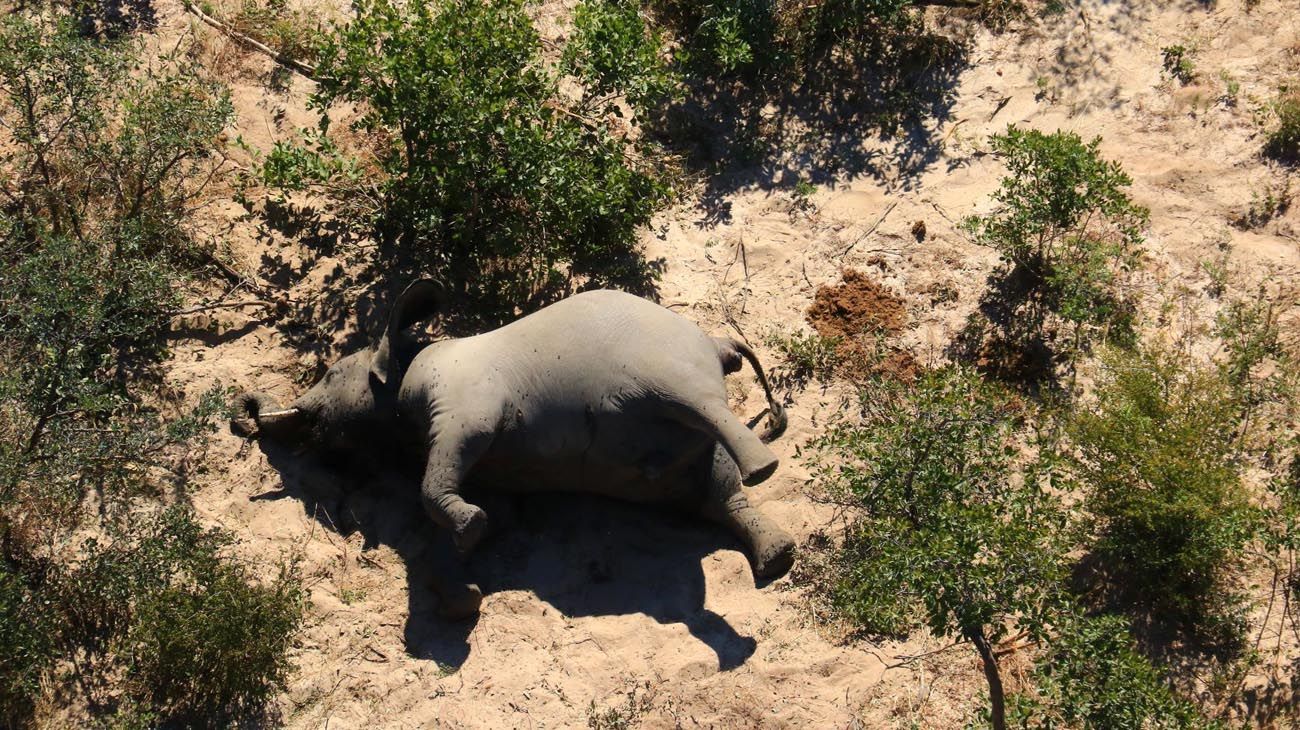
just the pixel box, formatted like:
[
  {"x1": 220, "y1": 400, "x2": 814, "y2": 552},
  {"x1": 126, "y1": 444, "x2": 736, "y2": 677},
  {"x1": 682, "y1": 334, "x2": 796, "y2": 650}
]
[
  {"x1": 671, "y1": 397, "x2": 779, "y2": 486},
  {"x1": 698, "y1": 445, "x2": 794, "y2": 581}
]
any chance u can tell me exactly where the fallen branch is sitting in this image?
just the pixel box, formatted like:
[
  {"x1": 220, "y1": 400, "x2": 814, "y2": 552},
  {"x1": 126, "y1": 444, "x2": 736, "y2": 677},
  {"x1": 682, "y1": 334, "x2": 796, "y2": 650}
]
[{"x1": 182, "y1": 0, "x2": 320, "y2": 80}]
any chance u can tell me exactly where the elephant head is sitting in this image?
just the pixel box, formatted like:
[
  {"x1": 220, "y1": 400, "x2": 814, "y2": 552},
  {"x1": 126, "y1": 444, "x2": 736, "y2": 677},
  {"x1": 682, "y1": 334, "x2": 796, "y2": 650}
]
[{"x1": 233, "y1": 279, "x2": 444, "y2": 450}]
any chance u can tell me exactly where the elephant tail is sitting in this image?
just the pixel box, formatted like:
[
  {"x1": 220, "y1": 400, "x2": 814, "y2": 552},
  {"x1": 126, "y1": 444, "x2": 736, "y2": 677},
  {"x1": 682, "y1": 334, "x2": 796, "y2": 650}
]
[{"x1": 722, "y1": 338, "x2": 787, "y2": 443}]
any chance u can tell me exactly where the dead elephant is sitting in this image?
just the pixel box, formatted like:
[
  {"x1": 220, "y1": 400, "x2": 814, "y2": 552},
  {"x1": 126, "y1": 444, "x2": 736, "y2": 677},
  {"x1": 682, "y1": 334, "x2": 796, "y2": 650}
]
[{"x1": 236, "y1": 281, "x2": 794, "y2": 617}]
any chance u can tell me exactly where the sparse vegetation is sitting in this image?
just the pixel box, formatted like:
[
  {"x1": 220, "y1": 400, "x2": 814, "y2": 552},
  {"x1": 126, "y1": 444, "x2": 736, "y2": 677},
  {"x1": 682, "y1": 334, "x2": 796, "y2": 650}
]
[
  {"x1": 1232, "y1": 178, "x2": 1292, "y2": 229},
  {"x1": 0, "y1": 12, "x2": 302, "y2": 725},
  {"x1": 210, "y1": 0, "x2": 325, "y2": 65},
  {"x1": 1265, "y1": 92, "x2": 1300, "y2": 162},
  {"x1": 587, "y1": 683, "x2": 656, "y2": 729}
]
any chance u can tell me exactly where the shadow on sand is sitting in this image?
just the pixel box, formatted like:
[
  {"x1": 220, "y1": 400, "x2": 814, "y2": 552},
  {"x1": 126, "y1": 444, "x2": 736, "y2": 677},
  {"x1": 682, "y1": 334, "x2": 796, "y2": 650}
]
[{"x1": 247, "y1": 437, "x2": 760, "y2": 672}]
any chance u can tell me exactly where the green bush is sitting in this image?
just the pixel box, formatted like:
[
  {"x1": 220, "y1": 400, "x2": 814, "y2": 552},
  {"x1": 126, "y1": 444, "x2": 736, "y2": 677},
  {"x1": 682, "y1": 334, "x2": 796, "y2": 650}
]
[
  {"x1": 1066, "y1": 344, "x2": 1260, "y2": 641},
  {"x1": 650, "y1": 0, "x2": 971, "y2": 144},
  {"x1": 765, "y1": 329, "x2": 842, "y2": 387},
  {"x1": 661, "y1": 0, "x2": 927, "y2": 83},
  {"x1": 962, "y1": 127, "x2": 1147, "y2": 376},
  {"x1": 804, "y1": 365, "x2": 1066, "y2": 729},
  {"x1": 267, "y1": 0, "x2": 669, "y2": 318},
  {"x1": 0, "y1": 13, "x2": 302, "y2": 725},
  {"x1": 115, "y1": 509, "x2": 302, "y2": 724},
  {"x1": 1002, "y1": 614, "x2": 1213, "y2": 729},
  {"x1": 1265, "y1": 92, "x2": 1300, "y2": 162},
  {"x1": 0, "y1": 566, "x2": 54, "y2": 728}
]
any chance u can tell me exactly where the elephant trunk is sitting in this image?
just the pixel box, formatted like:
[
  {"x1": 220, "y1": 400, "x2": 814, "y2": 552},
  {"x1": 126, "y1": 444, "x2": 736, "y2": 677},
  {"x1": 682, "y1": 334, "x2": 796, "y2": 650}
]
[{"x1": 231, "y1": 391, "x2": 307, "y2": 440}]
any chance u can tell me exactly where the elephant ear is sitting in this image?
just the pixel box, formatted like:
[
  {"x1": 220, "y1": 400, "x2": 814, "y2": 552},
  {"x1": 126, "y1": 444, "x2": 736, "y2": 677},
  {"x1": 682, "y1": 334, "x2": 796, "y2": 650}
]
[{"x1": 370, "y1": 279, "x2": 445, "y2": 386}]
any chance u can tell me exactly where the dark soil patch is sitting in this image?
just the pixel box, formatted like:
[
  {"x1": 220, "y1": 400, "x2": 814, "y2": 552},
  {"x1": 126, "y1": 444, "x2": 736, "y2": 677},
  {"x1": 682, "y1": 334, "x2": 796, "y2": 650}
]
[{"x1": 806, "y1": 269, "x2": 918, "y2": 382}]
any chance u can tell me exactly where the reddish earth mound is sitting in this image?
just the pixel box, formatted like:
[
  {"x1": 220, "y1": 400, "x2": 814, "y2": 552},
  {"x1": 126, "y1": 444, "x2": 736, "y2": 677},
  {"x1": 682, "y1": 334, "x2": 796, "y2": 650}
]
[
  {"x1": 807, "y1": 269, "x2": 907, "y2": 337},
  {"x1": 807, "y1": 269, "x2": 917, "y2": 381}
]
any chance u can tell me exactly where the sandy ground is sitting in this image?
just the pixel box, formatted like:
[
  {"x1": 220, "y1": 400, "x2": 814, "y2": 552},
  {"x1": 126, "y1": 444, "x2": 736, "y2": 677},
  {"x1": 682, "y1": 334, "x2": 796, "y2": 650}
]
[{"x1": 149, "y1": 0, "x2": 1300, "y2": 727}]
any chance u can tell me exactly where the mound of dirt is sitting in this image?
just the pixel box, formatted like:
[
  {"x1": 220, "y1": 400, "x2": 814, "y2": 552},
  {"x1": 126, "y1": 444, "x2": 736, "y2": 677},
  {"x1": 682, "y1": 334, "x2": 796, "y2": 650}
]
[
  {"x1": 807, "y1": 269, "x2": 917, "y2": 381},
  {"x1": 807, "y1": 269, "x2": 907, "y2": 338}
]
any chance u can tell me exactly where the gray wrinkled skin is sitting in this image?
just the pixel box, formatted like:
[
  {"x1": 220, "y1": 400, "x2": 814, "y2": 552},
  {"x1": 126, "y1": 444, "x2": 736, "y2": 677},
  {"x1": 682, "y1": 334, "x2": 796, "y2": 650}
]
[{"x1": 236, "y1": 281, "x2": 794, "y2": 618}]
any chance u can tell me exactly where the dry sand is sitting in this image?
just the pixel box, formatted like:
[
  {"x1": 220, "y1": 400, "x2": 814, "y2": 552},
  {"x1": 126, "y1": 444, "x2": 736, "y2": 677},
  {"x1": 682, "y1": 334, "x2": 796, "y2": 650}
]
[{"x1": 151, "y1": 0, "x2": 1300, "y2": 726}]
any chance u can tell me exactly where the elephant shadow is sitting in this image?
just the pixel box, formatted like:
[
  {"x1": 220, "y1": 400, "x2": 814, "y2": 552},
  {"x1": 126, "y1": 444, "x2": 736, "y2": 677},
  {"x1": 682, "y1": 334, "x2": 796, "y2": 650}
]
[{"x1": 248, "y1": 439, "x2": 759, "y2": 673}]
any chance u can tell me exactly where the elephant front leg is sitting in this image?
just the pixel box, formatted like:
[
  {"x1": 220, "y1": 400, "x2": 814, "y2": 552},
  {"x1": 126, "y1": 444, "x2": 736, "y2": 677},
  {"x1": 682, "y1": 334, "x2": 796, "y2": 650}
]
[
  {"x1": 698, "y1": 445, "x2": 795, "y2": 581},
  {"x1": 420, "y1": 431, "x2": 494, "y2": 554}
]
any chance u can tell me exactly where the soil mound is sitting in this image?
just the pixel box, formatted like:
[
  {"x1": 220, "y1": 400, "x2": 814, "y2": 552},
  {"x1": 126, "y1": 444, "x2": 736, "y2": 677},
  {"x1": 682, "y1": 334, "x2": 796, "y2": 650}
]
[
  {"x1": 807, "y1": 269, "x2": 917, "y2": 381},
  {"x1": 806, "y1": 269, "x2": 907, "y2": 338}
]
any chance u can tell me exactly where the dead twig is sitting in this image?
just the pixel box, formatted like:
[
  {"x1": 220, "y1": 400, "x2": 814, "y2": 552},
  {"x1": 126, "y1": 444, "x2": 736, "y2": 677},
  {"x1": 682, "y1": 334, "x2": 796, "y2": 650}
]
[
  {"x1": 171, "y1": 299, "x2": 275, "y2": 317},
  {"x1": 885, "y1": 640, "x2": 963, "y2": 669},
  {"x1": 839, "y1": 201, "x2": 899, "y2": 259}
]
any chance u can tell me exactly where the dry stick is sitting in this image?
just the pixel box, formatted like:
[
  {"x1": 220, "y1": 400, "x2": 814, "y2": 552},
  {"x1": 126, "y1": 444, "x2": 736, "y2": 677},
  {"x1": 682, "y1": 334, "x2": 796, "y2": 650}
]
[
  {"x1": 987, "y1": 95, "x2": 1013, "y2": 122},
  {"x1": 181, "y1": 0, "x2": 320, "y2": 80},
  {"x1": 885, "y1": 640, "x2": 963, "y2": 669},
  {"x1": 839, "y1": 201, "x2": 899, "y2": 259},
  {"x1": 171, "y1": 299, "x2": 275, "y2": 316}
]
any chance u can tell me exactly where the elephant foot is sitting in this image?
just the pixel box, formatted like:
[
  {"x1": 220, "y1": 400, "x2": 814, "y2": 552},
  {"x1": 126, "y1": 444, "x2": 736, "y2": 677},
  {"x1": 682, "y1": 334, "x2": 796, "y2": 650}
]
[
  {"x1": 451, "y1": 505, "x2": 488, "y2": 554},
  {"x1": 436, "y1": 582, "x2": 483, "y2": 620},
  {"x1": 750, "y1": 530, "x2": 795, "y2": 582},
  {"x1": 740, "y1": 455, "x2": 779, "y2": 487}
]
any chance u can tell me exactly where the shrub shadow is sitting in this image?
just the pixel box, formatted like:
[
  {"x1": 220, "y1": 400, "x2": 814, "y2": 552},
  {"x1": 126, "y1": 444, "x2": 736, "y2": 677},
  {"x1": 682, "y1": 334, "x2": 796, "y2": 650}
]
[
  {"x1": 650, "y1": 10, "x2": 974, "y2": 226},
  {"x1": 246, "y1": 439, "x2": 759, "y2": 672},
  {"x1": 947, "y1": 262, "x2": 1058, "y2": 393}
]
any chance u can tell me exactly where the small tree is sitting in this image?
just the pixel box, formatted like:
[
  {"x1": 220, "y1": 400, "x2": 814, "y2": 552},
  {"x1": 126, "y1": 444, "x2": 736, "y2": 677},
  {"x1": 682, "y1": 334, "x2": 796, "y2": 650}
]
[
  {"x1": 963, "y1": 127, "x2": 1148, "y2": 376},
  {"x1": 805, "y1": 366, "x2": 1066, "y2": 730}
]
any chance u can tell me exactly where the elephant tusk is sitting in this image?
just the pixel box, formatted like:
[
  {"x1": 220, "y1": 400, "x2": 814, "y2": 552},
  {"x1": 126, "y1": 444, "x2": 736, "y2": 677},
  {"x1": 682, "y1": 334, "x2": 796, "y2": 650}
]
[{"x1": 257, "y1": 408, "x2": 302, "y2": 418}]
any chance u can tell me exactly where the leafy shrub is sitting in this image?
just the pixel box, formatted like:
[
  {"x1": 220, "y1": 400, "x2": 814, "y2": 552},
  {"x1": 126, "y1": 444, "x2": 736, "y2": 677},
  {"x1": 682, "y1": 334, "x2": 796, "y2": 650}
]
[
  {"x1": 640, "y1": 0, "x2": 972, "y2": 173},
  {"x1": 1161, "y1": 45, "x2": 1196, "y2": 85},
  {"x1": 0, "y1": 11, "x2": 232, "y2": 542},
  {"x1": 1066, "y1": 344, "x2": 1260, "y2": 642},
  {"x1": 0, "y1": 567, "x2": 54, "y2": 728},
  {"x1": 962, "y1": 127, "x2": 1147, "y2": 376},
  {"x1": 1004, "y1": 614, "x2": 1213, "y2": 729},
  {"x1": 1265, "y1": 92, "x2": 1300, "y2": 162},
  {"x1": 804, "y1": 365, "x2": 1066, "y2": 729},
  {"x1": 562, "y1": 0, "x2": 676, "y2": 110},
  {"x1": 661, "y1": 0, "x2": 933, "y2": 84},
  {"x1": 269, "y1": 0, "x2": 669, "y2": 319},
  {"x1": 112, "y1": 508, "x2": 302, "y2": 724}
]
